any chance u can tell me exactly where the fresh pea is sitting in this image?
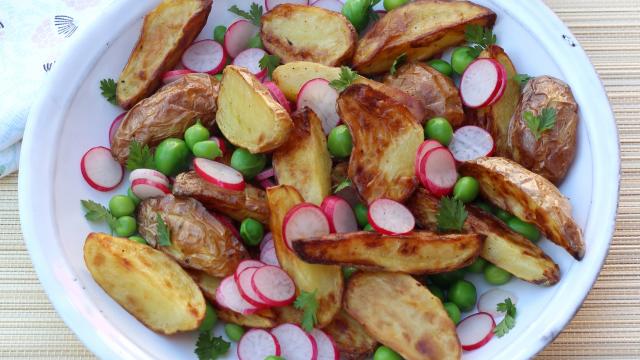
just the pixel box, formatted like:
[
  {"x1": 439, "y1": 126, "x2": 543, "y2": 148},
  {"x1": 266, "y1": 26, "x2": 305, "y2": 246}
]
[
  {"x1": 342, "y1": 266, "x2": 358, "y2": 280},
  {"x1": 448, "y1": 280, "x2": 477, "y2": 312},
  {"x1": 424, "y1": 117, "x2": 453, "y2": 146},
  {"x1": 264, "y1": 357, "x2": 285, "y2": 360},
  {"x1": 342, "y1": 0, "x2": 372, "y2": 31},
  {"x1": 427, "y1": 59, "x2": 454, "y2": 77},
  {"x1": 443, "y1": 302, "x2": 461, "y2": 324},
  {"x1": 184, "y1": 121, "x2": 210, "y2": 151},
  {"x1": 230, "y1": 148, "x2": 267, "y2": 179},
  {"x1": 427, "y1": 285, "x2": 445, "y2": 303},
  {"x1": 109, "y1": 195, "x2": 136, "y2": 218},
  {"x1": 363, "y1": 223, "x2": 374, "y2": 232},
  {"x1": 192, "y1": 140, "x2": 222, "y2": 160},
  {"x1": 383, "y1": 0, "x2": 408, "y2": 11},
  {"x1": 247, "y1": 33, "x2": 263, "y2": 49},
  {"x1": 430, "y1": 269, "x2": 466, "y2": 287},
  {"x1": 224, "y1": 323, "x2": 245, "y2": 342},
  {"x1": 451, "y1": 46, "x2": 477, "y2": 75},
  {"x1": 154, "y1": 138, "x2": 189, "y2": 176},
  {"x1": 128, "y1": 187, "x2": 141, "y2": 206},
  {"x1": 466, "y1": 257, "x2": 487, "y2": 273},
  {"x1": 129, "y1": 235, "x2": 147, "y2": 245},
  {"x1": 213, "y1": 25, "x2": 227, "y2": 44},
  {"x1": 240, "y1": 218, "x2": 264, "y2": 246},
  {"x1": 114, "y1": 216, "x2": 137, "y2": 237},
  {"x1": 199, "y1": 303, "x2": 217, "y2": 332},
  {"x1": 507, "y1": 217, "x2": 541, "y2": 242},
  {"x1": 453, "y1": 176, "x2": 480, "y2": 203},
  {"x1": 353, "y1": 203, "x2": 369, "y2": 228},
  {"x1": 473, "y1": 201, "x2": 493, "y2": 214},
  {"x1": 484, "y1": 264, "x2": 512, "y2": 285},
  {"x1": 327, "y1": 125, "x2": 353, "y2": 158},
  {"x1": 373, "y1": 346, "x2": 403, "y2": 360},
  {"x1": 494, "y1": 208, "x2": 513, "y2": 223}
]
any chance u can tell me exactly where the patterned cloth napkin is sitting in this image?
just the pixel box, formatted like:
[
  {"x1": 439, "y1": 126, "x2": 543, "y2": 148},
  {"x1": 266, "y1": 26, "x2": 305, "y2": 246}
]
[{"x1": 0, "y1": 0, "x2": 112, "y2": 177}]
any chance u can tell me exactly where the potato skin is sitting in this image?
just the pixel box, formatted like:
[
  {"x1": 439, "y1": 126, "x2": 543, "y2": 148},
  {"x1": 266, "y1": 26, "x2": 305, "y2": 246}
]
[
  {"x1": 111, "y1": 73, "x2": 219, "y2": 165},
  {"x1": 137, "y1": 195, "x2": 249, "y2": 277},
  {"x1": 508, "y1": 76, "x2": 579, "y2": 184},
  {"x1": 323, "y1": 310, "x2": 378, "y2": 360},
  {"x1": 116, "y1": 0, "x2": 212, "y2": 109},
  {"x1": 84, "y1": 233, "x2": 205, "y2": 334}
]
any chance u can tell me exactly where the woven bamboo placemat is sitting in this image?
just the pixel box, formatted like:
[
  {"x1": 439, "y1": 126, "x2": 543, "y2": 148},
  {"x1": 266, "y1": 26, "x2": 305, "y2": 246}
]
[{"x1": 1, "y1": 0, "x2": 638, "y2": 358}]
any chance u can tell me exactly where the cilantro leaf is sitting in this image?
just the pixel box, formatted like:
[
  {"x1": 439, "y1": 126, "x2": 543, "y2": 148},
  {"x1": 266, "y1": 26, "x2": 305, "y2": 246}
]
[
  {"x1": 513, "y1": 73, "x2": 532, "y2": 86},
  {"x1": 333, "y1": 178, "x2": 352, "y2": 193},
  {"x1": 156, "y1": 213, "x2": 171, "y2": 247},
  {"x1": 294, "y1": 290, "x2": 319, "y2": 332},
  {"x1": 195, "y1": 330, "x2": 230, "y2": 360},
  {"x1": 494, "y1": 298, "x2": 517, "y2": 337},
  {"x1": 389, "y1": 53, "x2": 407, "y2": 76},
  {"x1": 259, "y1": 54, "x2": 280, "y2": 78},
  {"x1": 436, "y1": 197, "x2": 468, "y2": 232},
  {"x1": 126, "y1": 140, "x2": 155, "y2": 171},
  {"x1": 465, "y1": 24, "x2": 497, "y2": 57},
  {"x1": 228, "y1": 3, "x2": 263, "y2": 27},
  {"x1": 81, "y1": 200, "x2": 117, "y2": 230},
  {"x1": 99, "y1": 78, "x2": 117, "y2": 105},
  {"x1": 329, "y1": 67, "x2": 358, "y2": 92},
  {"x1": 524, "y1": 107, "x2": 557, "y2": 140}
]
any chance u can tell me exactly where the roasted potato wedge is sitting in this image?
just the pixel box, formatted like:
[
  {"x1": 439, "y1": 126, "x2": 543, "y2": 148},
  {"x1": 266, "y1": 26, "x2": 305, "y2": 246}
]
[
  {"x1": 84, "y1": 233, "x2": 205, "y2": 334},
  {"x1": 338, "y1": 84, "x2": 423, "y2": 203},
  {"x1": 267, "y1": 185, "x2": 343, "y2": 327},
  {"x1": 216, "y1": 66, "x2": 293, "y2": 153},
  {"x1": 111, "y1": 73, "x2": 219, "y2": 164},
  {"x1": 345, "y1": 272, "x2": 461, "y2": 360},
  {"x1": 273, "y1": 108, "x2": 332, "y2": 205},
  {"x1": 324, "y1": 309, "x2": 378, "y2": 360},
  {"x1": 261, "y1": 4, "x2": 356, "y2": 66},
  {"x1": 508, "y1": 76, "x2": 579, "y2": 184},
  {"x1": 292, "y1": 231, "x2": 483, "y2": 274},
  {"x1": 407, "y1": 188, "x2": 560, "y2": 285},
  {"x1": 116, "y1": 0, "x2": 212, "y2": 109},
  {"x1": 383, "y1": 62, "x2": 464, "y2": 126},
  {"x1": 352, "y1": 0, "x2": 496, "y2": 74},
  {"x1": 137, "y1": 195, "x2": 249, "y2": 277},
  {"x1": 459, "y1": 157, "x2": 585, "y2": 260},
  {"x1": 173, "y1": 171, "x2": 269, "y2": 224}
]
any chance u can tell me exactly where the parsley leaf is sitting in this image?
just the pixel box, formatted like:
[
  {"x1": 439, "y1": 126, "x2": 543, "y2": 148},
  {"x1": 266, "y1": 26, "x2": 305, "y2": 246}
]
[
  {"x1": 494, "y1": 298, "x2": 517, "y2": 337},
  {"x1": 436, "y1": 197, "x2": 468, "y2": 232},
  {"x1": 524, "y1": 107, "x2": 557, "y2": 141},
  {"x1": 329, "y1": 67, "x2": 358, "y2": 92},
  {"x1": 333, "y1": 178, "x2": 352, "y2": 193},
  {"x1": 513, "y1": 73, "x2": 532, "y2": 86},
  {"x1": 126, "y1": 140, "x2": 155, "y2": 171},
  {"x1": 195, "y1": 330, "x2": 230, "y2": 360},
  {"x1": 156, "y1": 213, "x2": 171, "y2": 247},
  {"x1": 389, "y1": 53, "x2": 407, "y2": 76},
  {"x1": 294, "y1": 290, "x2": 319, "y2": 332},
  {"x1": 99, "y1": 78, "x2": 117, "y2": 105},
  {"x1": 81, "y1": 200, "x2": 118, "y2": 230},
  {"x1": 465, "y1": 24, "x2": 497, "y2": 57},
  {"x1": 228, "y1": 3, "x2": 263, "y2": 27},
  {"x1": 259, "y1": 54, "x2": 280, "y2": 78}
]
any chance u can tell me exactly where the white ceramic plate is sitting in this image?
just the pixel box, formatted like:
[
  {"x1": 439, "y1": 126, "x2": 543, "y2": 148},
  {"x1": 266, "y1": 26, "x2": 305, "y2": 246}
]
[{"x1": 19, "y1": 0, "x2": 619, "y2": 359}]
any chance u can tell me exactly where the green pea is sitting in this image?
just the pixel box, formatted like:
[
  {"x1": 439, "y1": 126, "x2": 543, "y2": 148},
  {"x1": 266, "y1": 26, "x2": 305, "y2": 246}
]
[
  {"x1": 484, "y1": 264, "x2": 512, "y2": 285},
  {"x1": 213, "y1": 25, "x2": 227, "y2": 44},
  {"x1": 214, "y1": 73, "x2": 223, "y2": 81},
  {"x1": 109, "y1": 195, "x2": 136, "y2": 218},
  {"x1": 224, "y1": 323, "x2": 245, "y2": 342},
  {"x1": 373, "y1": 346, "x2": 403, "y2": 360},
  {"x1": 443, "y1": 302, "x2": 461, "y2": 324},
  {"x1": 342, "y1": 266, "x2": 358, "y2": 280},
  {"x1": 114, "y1": 216, "x2": 137, "y2": 237},
  {"x1": 199, "y1": 303, "x2": 218, "y2": 332},
  {"x1": 383, "y1": 0, "x2": 408, "y2": 11},
  {"x1": 466, "y1": 257, "x2": 487, "y2": 273},
  {"x1": 184, "y1": 121, "x2": 210, "y2": 151},
  {"x1": 240, "y1": 218, "x2": 264, "y2": 246},
  {"x1": 342, "y1": 0, "x2": 371, "y2": 31},
  {"x1": 453, "y1": 176, "x2": 480, "y2": 203},
  {"x1": 427, "y1": 285, "x2": 445, "y2": 303},
  {"x1": 327, "y1": 125, "x2": 353, "y2": 158},
  {"x1": 430, "y1": 269, "x2": 466, "y2": 287},
  {"x1": 154, "y1": 138, "x2": 190, "y2": 176},
  {"x1": 507, "y1": 217, "x2": 541, "y2": 242},
  {"x1": 265, "y1": 357, "x2": 285, "y2": 360},
  {"x1": 473, "y1": 201, "x2": 493, "y2": 214},
  {"x1": 451, "y1": 47, "x2": 477, "y2": 75},
  {"x1": 448, "y1": 280, "x2": 477, "y2": 312},
  {"x1": 247, "y1": 33, "x2": 263, "y2": 49},
  {"x1": 427, "y1": 59, "x2": 453, "y2": 77},
  {"x1": 192, "y1": 140, "x2": 222, "y2": 160},
  {"x1": 353, "y1": 203, "x2": 369, "y2": 228},
  {"x1": 363, "y1": 223, "x2": 374, "y2": 232},
  {"x1": 128, "y1": 187, "x2": 140, "y2": 206},
  {"x1": 129, "y1": 235, "x2": 147, "y2": 245},
  {"x1": 230, "y1": 148, "x2": 267, "y2": 179},
  {"x1": 424, "y1": 117, "x2": 453, "y2": 146},
  {"x1": 494, "y1": 208, "x2": 513, "y2": 223}
]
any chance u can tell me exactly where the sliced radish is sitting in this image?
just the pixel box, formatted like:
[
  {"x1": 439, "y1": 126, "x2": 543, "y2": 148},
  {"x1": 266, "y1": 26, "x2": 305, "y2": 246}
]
[
  {"x1": 311, "y1": 0, "x2": 343, "y2": 12},
  {"x1": 457, "y1": 312, "x2": 496, "y2": 351},
  {"x1": 256, "y1": 168, "x2": 275, "y2": 181},
  {"x1": 224, "y1": 19, "x2": 259, "y2": 58},
  {"x1": 181, "y1": 40, "x2": 226, "y2": 74},
  {"x1": 283, "y1": 203, "x2": 331, "y2": 249},
  {"x1": 271, "y1": 323, "x2": 318, "y2": 360},
  {"x1": 260, "y1": 232, "x2": 274, "y2": 251},
  {"x1": 131, "y1": 178, "x2": 170, "y2": 200},
  {"x1": 449, "y1": 126, "x2": 495, "y2": 162},
  {"x1": 460, "y1": 58, "x2": 506, "y2": 109},
  {"x1": 320, "y1": 196, "x2": 358, "y2": 233},
  {"x1": 162, "y1": 69, "x2": 194, "y2": 85},
  {"x1": 310, "y1": 329, "x2": 339, "y2": 360},
  {"x1": 209, "y1": 136, "x2": 227, "y2": 156},
  {"x1": 297, "y1": 78, "x2": 340, "y2": 134},
  {"x1": 264, "y1": 82, "x2": 292, "y2": 113},
  {"x1": 478, "y1": 289, "x2": 518, "y2": 317},
  {"x1": 193, "y1": 158, "x2": 245, "y2": 191},
  {"x1": 251, "y1": 265, "x2": 296, "y2": 306},
  {"x1": 233, "y1": 48, "x2": 268, "y2": 80},
  {"x1": 108, "y1": 113, "x2": 126, "y2": 146},
  {"x1": 215, "y1": 275, "x2": 259, "y2": 315},
  {"x1": 129, "y1": 168, "x2": 170, "y2": 188},
  {"x1": 367, "y1": 198, "x2": 415, "y2": 235},
  {"x1": 80, "y1": 146, "x2": 124, "y2": 192},
  {"x1": 235, "y1": 259, "x2": 266, "y2": 283},
  {"x1": 265, "y1": 0, "x2": 309, "y2": 11},
  {"x1": 415, "y1": 140, "x2": 444, "y2": 178},
  {"x1": 238, "y1": 267, "x2": 270, "y2": 307},
  {"x1": 238, "y1": 329, "x2": 281, "y2": 360},
  {"x1": 419, "y1": 147, "x2": 458, "y2": 197},
  {"x1": 260, "y1": 244, "x2": 280, "y2": 267}
]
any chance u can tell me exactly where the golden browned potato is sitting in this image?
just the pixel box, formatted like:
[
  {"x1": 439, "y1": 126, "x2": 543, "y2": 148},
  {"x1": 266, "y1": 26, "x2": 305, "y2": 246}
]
[
  {"x1": 172, "y1": 171, "x2": 269, "y2": 224},
  {"x1": 273, "y1": 108, "x2": 332, "y2": 205},
  {"x1": 383, "y1": 62, "x2": 464, "y2": 126},
  {"x1": 352, "y1": 0, "x2": 496, "y2": 75},
  {"x1": 292, "y1": 231, "x2": 483, "y2": 274},
  {"x1": 323, "y1": 310, "x2": 378, "y2": 360},
  {"x1": 407, "y1": 188, "x2": 560, "y2": 285},
  {"x1": 116, "y1": 0, "x2": 212, "y2": 109},
  {"x1": 508, "y1": 76, "x2": 579, "y2": 184},
  {"x1": 111, "y1": 73, "x2": 219, "y2": 165},
  {"x1": 267, "y1": 185, "x2": 343, "y2": 327},
  {"x1": 338, "y1": 84, "x2": 423, "y2": 204},
  {"x1": 344, "y1": 272, "x2": 461, "y2": 360},
  {"x1": 459, "y1": 157, "x2": 585, "y2": 260},
  {"x1": 137, "y1": 195, "x2": 249, "y2": 277},
  {"x1": 261, "y1": 4, "x2": 357, "y2": 66},
  {"x1": 84, "y1": 233, "x2": 205, "y2": 334},
  {"x1": 216, "y1": 66, "x2": 293, "y2": 153}
]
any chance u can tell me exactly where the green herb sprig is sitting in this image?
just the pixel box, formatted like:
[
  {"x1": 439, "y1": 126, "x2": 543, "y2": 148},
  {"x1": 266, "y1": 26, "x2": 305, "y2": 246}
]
[
  {"x1": 294, "y1": 290, "x2": 319, "y2": 332},
  {"x1": 524, "y1": 107, "x2": 557, "y2": 140},
  {"x1": 99, "y1": 78, "x2": 117, "y2": 105},
  {"x1": 436, "y1": 197, "x2": 468, "y2": 232}
]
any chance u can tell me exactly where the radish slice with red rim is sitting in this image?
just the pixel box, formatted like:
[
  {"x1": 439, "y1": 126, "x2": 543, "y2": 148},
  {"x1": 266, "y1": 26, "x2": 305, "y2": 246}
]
[
  {"x1": 181, "y1": 40, "x2": 226, "y2": 74},
  {"x1": 485, "y1": 60, "x2": 508, "y2": 107},
  {"x1": 215, "y1": 275, "x2": 259, "y2": 314},
  {"x1": 457, "y1": 312, "x2": 496, "y2": 351},
  {"x1": 224, "y1": 19, "x2": 258, "y2": 58},
  {"x1": 260, "y1": 232, "x2": 273, "y2": 251},
  {"x1": 264, "y1": 81, "x2": 292, "y2": 113},
  {"x1": 449, "y1": 126, "x2": 495, "y2": 162},
  {"x1": 320, "y1": 196, "x2": 358, "y2": 233},
  {"x1": 283, "y1": 203, "x2": 331, "y2": 249},
  {"x1": 415, "y1": 140, "x2": 444, "y2": 178},
  {"x1": 478, "y1": 289, "x2": 518, "y2": 317},
  {"x1": 460, "y1": 58, "x2": 506, "y2": 109},
  {"x1": 129, "y1": 168, "x2": 170, "y2": 188},
  {"x1": 367, "y1": 198, "x2": 415, "y2": 235},
  {"x1": 256, "y1": 167, "x2": 275, "y2": 181},
  {"x1": 80, "y1": 146, "x2": 124, "y2": 192},
  {"x1": 234, "y1": 259, "x2": 266, "y2": 282},
  {"x1": 419, "y1": 147, "x2": 458, "y2": 197},
  {"x1": 238, "y1": 329, "x2": 281, "y2": 360},
  {"x1": 297, "y1": 78, "x2": 340, "y2": 134},
  {"x1": 251, "y1": 265, "x2": 296, "y2": 306},
  {"x1": 108, "y1": 113, "x2": 126, "y2": 146},
  {"x1": 193, "y1": 158, "x2": 245, "y2": 191},
  {"x1": 260, "y1": 244, "x2": 280, "y2": 267},
  {"x1": 162, "y1": 69, "x2": 194, "y2": 85},
  {"x1": 131, "y1": 178, "x2": 170, "y2": 200},
  {"x1": 233, "y1": 48, "x2": 268, "y2": 80},
  {"x1": 310, "y1": 329, "x2": 339, "y2": 360},
  {"x1": 265, "y1": 0, "x2": 309, "y2": 11},
  {"x1": 238, "y1": 267, "x2": 270, "y2": 307},
  {"x1": 271, "y1": 323, "x2": 318, "y2": 360},
  {"x1": 311, "y1": 0, "x2": 343, "y2": 12}
]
